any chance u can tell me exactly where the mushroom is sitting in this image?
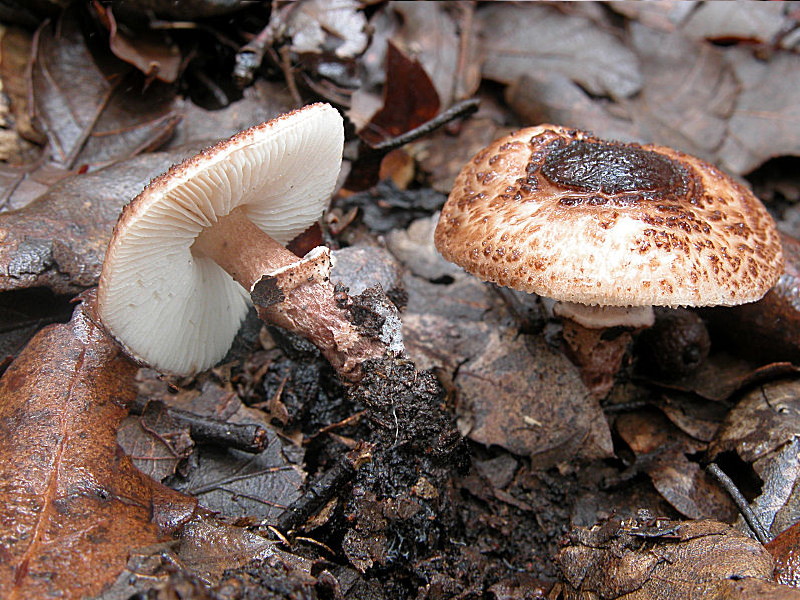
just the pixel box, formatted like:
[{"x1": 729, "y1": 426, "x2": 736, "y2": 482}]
[
  {"x1": 434, "y1": 124, "x2": 784, "y2": 393},
  {"x1": 98, "y1": 103, "x2": 390, "y2": 379}
]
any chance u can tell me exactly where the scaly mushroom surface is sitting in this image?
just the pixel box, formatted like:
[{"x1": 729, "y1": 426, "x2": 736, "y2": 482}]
[
  {"x1": 435, "y1": 124, "x2": 784, "y2": 393},
  {"x1": 435, "y1": 124, "x2": 783, "y2": 312}
]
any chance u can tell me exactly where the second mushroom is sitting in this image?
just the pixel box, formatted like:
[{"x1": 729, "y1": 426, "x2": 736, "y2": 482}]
[
  {"x1": 98, "y1": 103, "x2": 396, "y2": 380},
  {"x1": 435, "y1": 124, "x2": 784, "y2": 394}
]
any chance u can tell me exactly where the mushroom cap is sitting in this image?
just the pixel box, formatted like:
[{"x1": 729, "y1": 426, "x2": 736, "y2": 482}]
[
  {"x1": 434, "y1": 124, "x2": 783, "y2": 308},
  {"x1": 98, "y1": 103, "x2": 344, "y2": 375}
]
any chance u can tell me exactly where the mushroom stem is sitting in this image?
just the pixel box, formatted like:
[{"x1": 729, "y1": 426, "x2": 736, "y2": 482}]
[
  {"x1": 193, "y1": 207, "x2": 297, "y2": 289},
  {"x1": 192, "y1": 207, "x2": 390, "y2": 381}
]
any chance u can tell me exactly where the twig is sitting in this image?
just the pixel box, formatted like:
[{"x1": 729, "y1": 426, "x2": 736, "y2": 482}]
[
  {"x1": 369, "y1": 98, "x2": 480, "y2": 153},
  {"x1": 705, "y1": 462, "x2": 771, "y2": 544},
  {"x1": 274, "y1": 442, "x2": 372, "y2": 534},
  {"x1": 132, "y1": 398, "x2": 269, "y2": 454}
]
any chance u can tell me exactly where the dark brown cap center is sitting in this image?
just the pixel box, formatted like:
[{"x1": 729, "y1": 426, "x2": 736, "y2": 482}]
[{"x1": 541, "y1": 141, "x2": 688, "y2": 196}]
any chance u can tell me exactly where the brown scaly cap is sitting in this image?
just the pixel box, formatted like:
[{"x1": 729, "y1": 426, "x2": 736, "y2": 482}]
[{"x1": 435, "y1": 124, "x2": 784, "y2": 307}]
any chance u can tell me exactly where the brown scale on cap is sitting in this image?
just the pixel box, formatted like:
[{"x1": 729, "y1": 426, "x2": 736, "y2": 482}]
[{"x1": 435, "y1": 124, "x2": 783, "y2": 307}]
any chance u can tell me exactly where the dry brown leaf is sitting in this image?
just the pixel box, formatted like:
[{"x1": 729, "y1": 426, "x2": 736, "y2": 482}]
[
  {"x1": 708, "y1": 377, "x2": 800, "y2": 538},
  {"x1": 390, "y1": 0, "x2": 479, "y2": 107},
  {"x1": 0, "y1": 293, "x2": 197, "y2": 599},
  {"x1": 626, "y1": 24, "x2": 738, "y2": 163},
  {"x1": 615, "y1": 410, "x2": 735, "y2": 521},
  {"x1": 456, "y1": 327, "x2": 613, "y2": 467},
  {"x1": 95, "y1": 3, "x2": 182, "y2": 83},
  {"x1": 606, "y1": 1, "x2": 697, "y2": 32},
  {"x1": 556, "y1": 518, "x2": 775, "y2": 600}
]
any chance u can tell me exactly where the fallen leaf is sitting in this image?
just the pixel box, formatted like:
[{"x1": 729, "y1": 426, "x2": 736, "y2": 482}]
[
  {"x1": 358, "y1": 41, "x2": 441, "y2": 146},
  {"x1": 614, "y1": 410, "x2": 736, "y2": 521},
  {"x1": 447, "y1": 320, "x2": 612, "y2": 466},
  {"x1": 556, "y1": 518, "x2": 775, "y2": 600},
  {"x1": 165, "y1": 79, "x2": 294, "y2": 150},
  {"x1": 0, "y1": 288, "x2": 75, "y2": 370},
  {"x1": 345, "y1": 41, "x2": 441, "y2": 190},
  {"x1": 682, "y1": 1, "x2": 789, "y2": 44},
  {"x1": 479, "y1": 2, "x2": 642, "y2": 100},
  {"x1": 94, "y1": 3, "x2": 182, "y2": 83},
  {"x1": 390, "y1": 0, "x2": 477, "y2": 107},
  {"x1": 718, "y1": 48, "x2": 800, "y2": 174},
  {"x1": 0, "y1": 293, "x2": 197, "y2": 599},
  {"x1": 170, "y1": 401, "x2": 304, "y2": 521},
  {"x1": 606, "y1": 1, "x2": 697, "y2": 33},
  {"x1": 29, "y1": 8, "x2": 179, "y2": 170},
  {"x1": 768, "y1": 521, "x2": 800, "y2": 588},
  {"x1": 117, "y1": 400, "x2": 194, "y2": 482},
  {"x1": 625, "y1": 24, "x2": 738, "y2": 163},
  {"x1": 0, "y1": 26, "x2": 44, "y2": 146},
  {"x1": 337, "y1": 181, "x2": 445, "y2": 234},
  {"x1": 0, "y1": 145, "x2": 206, "y2": 295},
  {"x1": 708, "y1": 377, "x2": 800, "y2": 538},
  {"x1": 504, "y1": 72, "x2": 642, "y2": 143},
  {"x1": 287, "y1": 0, "x2": 368, "y2": 59},
  {"x1": 178, "y1": 517, "x2": 276, "y2": 583}
]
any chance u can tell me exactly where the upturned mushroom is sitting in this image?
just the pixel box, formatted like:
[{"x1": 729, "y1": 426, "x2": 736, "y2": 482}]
[
  {"x1": 98, "y1": 103, "x2": 394, "y2": 379},
  {"x1": 434, "y1": 124, "x2": 783, "y2": 392}
]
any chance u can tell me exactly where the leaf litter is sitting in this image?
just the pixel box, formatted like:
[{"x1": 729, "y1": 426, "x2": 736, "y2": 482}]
[{"x1": 0, "y1": 1, "x2": 799, "y2": 598}]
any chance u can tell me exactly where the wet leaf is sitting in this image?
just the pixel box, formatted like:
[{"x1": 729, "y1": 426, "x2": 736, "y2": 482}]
[
  {"x1": 0, "y1": 293, "x2": 197, "y2": 599},
  {"x1": 479, "y1": 2, "x2": 642, "y2": 100},
  {"x1": 0, "y1": 288, "x2": 75, "y2": 370},
  {"x1": 117, "y1": 400, "x2": 194, "y2": 482},
  {"x1": 556, "y1": 518, "x2": 775, "y2": 600},
  {"x1": 768, "y1": 521, "x2": 800, "y2": 588},
  {"x1": 178, "y1": 517, "x2": 276, "y2": 583},
  {"x1": 170, "y1": 400, "x2": 304, "y2": 521},
  {"x1": 0, "y1": 145, "x2": 205, "y2": 295}
]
